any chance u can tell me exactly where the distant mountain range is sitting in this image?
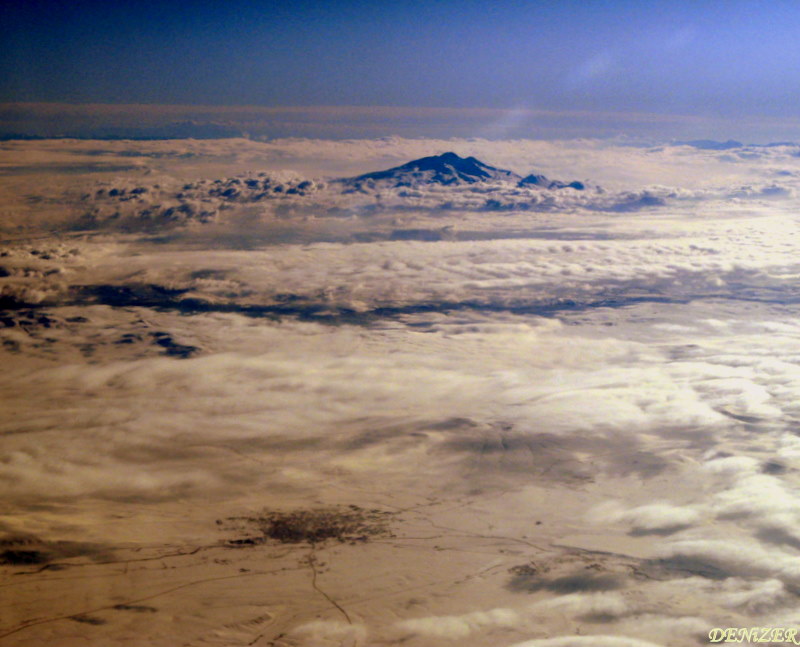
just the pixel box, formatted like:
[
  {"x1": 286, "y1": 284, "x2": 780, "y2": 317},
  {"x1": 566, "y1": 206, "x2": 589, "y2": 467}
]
[
  {"x1": 675, "y1": 139, "x2": 800, "y2": 151},
  {"x1": 517, "y1": 174, "x2": 585, "y2": 191},
  {"x1": 677, "y1": 139, "x2": 744, "y2": 150},
  {"x1": 339, "y1": 152, "x2": 585, "y2": 190}
]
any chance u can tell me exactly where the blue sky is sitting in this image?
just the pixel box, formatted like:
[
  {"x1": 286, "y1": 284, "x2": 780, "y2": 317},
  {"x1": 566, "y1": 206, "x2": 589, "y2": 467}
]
[{"x1": 2, "y1": 1, "x2": 800, "y2": 139}]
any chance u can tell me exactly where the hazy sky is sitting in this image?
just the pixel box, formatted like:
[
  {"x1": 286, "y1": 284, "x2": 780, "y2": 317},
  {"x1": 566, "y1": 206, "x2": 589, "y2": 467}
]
[{"x1": 2, "y1": 0, "x2": 800, "y2": 139}]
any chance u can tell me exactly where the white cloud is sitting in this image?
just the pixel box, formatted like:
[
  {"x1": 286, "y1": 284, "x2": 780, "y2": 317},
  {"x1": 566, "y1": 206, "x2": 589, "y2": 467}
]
[
  {"x1": 716, "y1": 578, "x2": 787, "y2": 613},
  {"x1": 395, "y1": 607, "x2": 520, "y2": 639},
  {"x1": 657, "y1": 538, "x2": 800, "y2": 589},
  {"x1": 530, "y1": 592, "x2": 629, "y2": 619},
  {"x1": 290, "y1": 620, "x2": 368, "y2": 645},
  {"x1": 590, "y1": 502, "x2": 701, "y2": 533},
  {"x1": 614, "y1": 614, "x2": 709, "y2": 645}
]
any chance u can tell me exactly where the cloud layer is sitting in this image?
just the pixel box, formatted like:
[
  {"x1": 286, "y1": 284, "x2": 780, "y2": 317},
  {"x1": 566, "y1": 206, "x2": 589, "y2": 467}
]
[{"x1": 5, "y1": 137, "x2": 800, "y2": 645}]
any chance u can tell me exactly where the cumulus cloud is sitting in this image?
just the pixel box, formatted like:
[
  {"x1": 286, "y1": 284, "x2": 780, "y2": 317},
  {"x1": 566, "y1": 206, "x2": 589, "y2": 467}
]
[
  {"x1": 657, "y1": 538, "x2": 800, "y2": 590},
  {"x1": 0, "y1": 319, "x2": 694, "y2": 503},
  {"x1": 395, "y1": 607, "x2": 519, "y2": 639},
  {"x1": 9, "y1": 136, "x2": 797, "y2": 235},
  {"x1": 75, "y1": 163, "x2": 798, "y2": 231},
  {"x1": 290, "y1": 620, "x2": 368, "y2": 645},
  {"x1": 613, "y1": 614, "x2": 709, "y2": 645},
  {"x1": 529, "y1": 592, "x2": 629, "y2": 620},
  {"x1": 700, "y1": 457, "x2": 800, "y2": 551},
  {"x1": 715, "y1": 578, "x2": 788, "y2": 613},
  {"x1": 589, "y1": 501, "x2": 701, "y2": 534}
]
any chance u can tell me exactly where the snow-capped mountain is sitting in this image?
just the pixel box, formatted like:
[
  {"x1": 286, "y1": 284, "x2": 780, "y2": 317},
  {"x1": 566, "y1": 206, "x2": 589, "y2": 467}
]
[
  {"x1": 339, "y1": 152, "x2": 585, "y2": 191},
  {"x1": 340, "y1": 152, "x2": 521, "y2": 189}
]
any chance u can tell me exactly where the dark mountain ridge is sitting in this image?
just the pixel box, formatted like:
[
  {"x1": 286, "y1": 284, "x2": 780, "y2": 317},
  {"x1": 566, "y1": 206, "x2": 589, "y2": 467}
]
[
  {"x1": 518, "y1": 174, "x2": 585, "y2": 191},
  {"x1": 339, "y1": 152, "x2": 585, "y2": 190}
]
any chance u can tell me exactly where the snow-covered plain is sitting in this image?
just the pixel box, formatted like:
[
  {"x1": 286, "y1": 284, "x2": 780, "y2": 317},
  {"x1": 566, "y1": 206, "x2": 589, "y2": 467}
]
[{"x1": 3, "y1": 137, "x2": 800, "y2": 646}]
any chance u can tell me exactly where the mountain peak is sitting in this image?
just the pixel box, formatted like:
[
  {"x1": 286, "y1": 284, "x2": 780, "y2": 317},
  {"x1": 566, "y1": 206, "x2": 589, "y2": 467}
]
[
  {"x1": 338, "y1": 152, "x2": 586, "y2": 192},
  {"x1": 342, "y1": 152, "x2": 521, "y2": 188}
]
